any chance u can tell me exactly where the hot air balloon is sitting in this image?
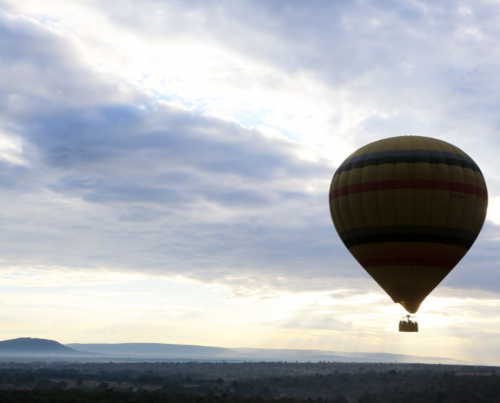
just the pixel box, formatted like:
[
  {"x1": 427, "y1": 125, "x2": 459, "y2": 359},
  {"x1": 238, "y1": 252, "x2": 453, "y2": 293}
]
[{"x1": 329, "y1": 136, "x2": 488, "y2": 332}]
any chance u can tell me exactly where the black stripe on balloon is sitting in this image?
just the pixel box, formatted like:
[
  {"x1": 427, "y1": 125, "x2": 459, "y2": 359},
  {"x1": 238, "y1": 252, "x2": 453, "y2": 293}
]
[
  {"x1": 339, "y1": 225, "x2": 478, "y2": 249},
  {"x1": 335, "y1": 151, "x2": 481, "y2": 176}
]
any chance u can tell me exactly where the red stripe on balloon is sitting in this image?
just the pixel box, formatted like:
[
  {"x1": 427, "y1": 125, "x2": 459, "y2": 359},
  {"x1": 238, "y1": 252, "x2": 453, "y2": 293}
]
[{"x1": 330, "y1": 180, "x2": 488, "y2": 201}]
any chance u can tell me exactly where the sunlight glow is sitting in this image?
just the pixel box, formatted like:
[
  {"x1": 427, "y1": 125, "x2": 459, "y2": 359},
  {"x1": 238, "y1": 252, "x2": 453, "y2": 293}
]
[{"x1": 487, "y1": 196, "x2": 500, "y2": 226}]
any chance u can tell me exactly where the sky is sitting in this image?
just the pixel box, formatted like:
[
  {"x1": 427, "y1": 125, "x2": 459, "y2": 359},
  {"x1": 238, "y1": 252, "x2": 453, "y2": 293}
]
[{"x1": 0, "y1": 0, "x2": 500, "y2": 365}]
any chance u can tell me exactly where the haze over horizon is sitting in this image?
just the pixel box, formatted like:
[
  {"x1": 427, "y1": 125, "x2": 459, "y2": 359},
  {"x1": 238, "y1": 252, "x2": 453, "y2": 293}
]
[
  {"x1": 0, "y1": 337, "x2": 471, "y2": 365},
  {"x1": 0, "y1": 0, "x2": 500, "y2": 365}
]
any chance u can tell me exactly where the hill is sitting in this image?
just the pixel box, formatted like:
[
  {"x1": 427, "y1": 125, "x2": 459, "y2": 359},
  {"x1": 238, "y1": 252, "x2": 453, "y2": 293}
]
[
  {"x1": 0, "y1": 338, "x2": 86, "y2": 356},
  {"x1": 0, "y1": 338, "x2": 467, "y2": 364},
  {"x1": 67, "y1": 343, "x2": 230, "y2": 358},
  {"x1": 66, "y1": 342, "x2": 467, "y2": 364}
]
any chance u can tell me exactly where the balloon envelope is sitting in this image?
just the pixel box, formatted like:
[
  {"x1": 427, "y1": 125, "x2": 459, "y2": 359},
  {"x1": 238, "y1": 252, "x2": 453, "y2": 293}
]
[{"x1": 329, "y1": 136, "x2": 488, "y2": 313}]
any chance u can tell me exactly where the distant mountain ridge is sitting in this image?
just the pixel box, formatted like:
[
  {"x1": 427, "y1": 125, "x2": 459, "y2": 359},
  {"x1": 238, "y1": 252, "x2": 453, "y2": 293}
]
[
  {"x1": 0, "y1": 337, "x2": 86, "y2": 356},
  {"x1": 0, "y1": 338, "x2": 467, "y2": 364},
  {"x1": 67, "y1": 343, "x2": 230, "y2": 358},
  {"x1": 66, "y1": 342, "x2": 467, "y2": 365}
]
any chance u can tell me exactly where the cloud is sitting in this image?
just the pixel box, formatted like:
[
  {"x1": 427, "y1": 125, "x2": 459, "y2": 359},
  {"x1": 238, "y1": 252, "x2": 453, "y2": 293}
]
[
  {"x1": 14, "y1": 0, "x2": 498, "y2": 193},
  {"x1": 0, "y1": 11, "x2": 357, "y2": 295},
  {"x1": 1, "y1": 1, "x2": 500, "y2": 302},
  {"x1": 0, "y1": 13, "x2": 142, "y2": 108}
]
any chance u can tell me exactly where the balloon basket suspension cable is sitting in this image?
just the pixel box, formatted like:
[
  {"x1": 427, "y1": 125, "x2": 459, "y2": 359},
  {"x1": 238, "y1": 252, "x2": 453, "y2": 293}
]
[{"x1": 399, "y1": 314, "x2": 418, "y2": 333}]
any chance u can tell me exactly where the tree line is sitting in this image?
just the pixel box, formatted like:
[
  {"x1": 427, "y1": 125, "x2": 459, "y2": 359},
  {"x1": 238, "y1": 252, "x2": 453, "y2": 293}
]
[{"x1": 0, "y1": 361, "x2": 498, "y2": 402}]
